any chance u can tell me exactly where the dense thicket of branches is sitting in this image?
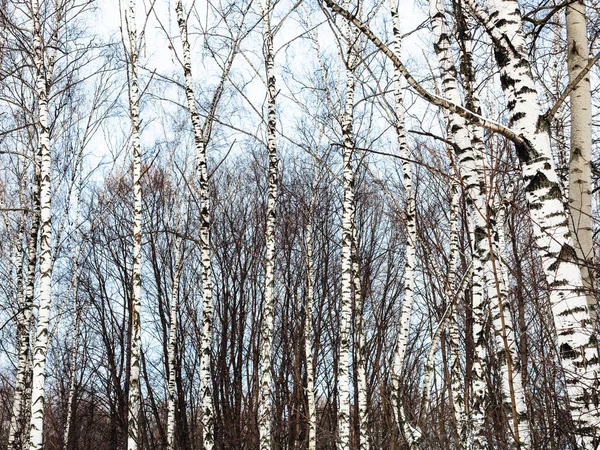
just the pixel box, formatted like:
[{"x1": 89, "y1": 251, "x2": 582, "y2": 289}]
[{"x1": 0, "y1": 0, "x2": 599, "y2": 448}]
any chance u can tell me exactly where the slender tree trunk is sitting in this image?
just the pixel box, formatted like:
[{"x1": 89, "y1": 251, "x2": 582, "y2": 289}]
[
  {"x1": 469, "y1": 256, "x2": 487, "y2": 449},
  {"x1": 27, "y1": 0, "x2": 55, "y2": 445},
  {"x1": 305, "y1": 163, "x2": 318, "y2": 450},
  {"x1": 174, "y1": 2, "x2": 217, "y2": 447},
  {"x1": 566, "y1": 0, "x2": 595, "y2": 320},
  {"x1": 125, "y1": 1, "x2": 143, "y2": 448},
  {"x1": 166, "y1": 231, "x2": 183, "y2": 450},
  {"x1": 492, "y1": 184, "x2": 531, "y2": 447},
  {"x1": 352, "y1": 225, "x2": 369, "y2": 450},
  {"x1": 337, "y1": 3, "x2": 358, "y2": 449},
  {"x1": 8, "y1": 246, "x2": 26, "y2": 449},
  {"x1": 62, "y1": 266, "x2": 80, "y2": 450},
  {"x1": 258, "y1": 1, "x2": 278, "y2": 448},
  {"x1": 63, "y1": 169, "x2": 83, "y2": 450},
  {"x1": 419, "y1": 263, "x2": 473, "y2": 428},
  {"x1": 9, "y1": 171, "x2": 41, "y2": 450},
  {"x1": 446, "y1": 187, "x2": 468, "y2": 447},
  {"x1": 386, "y1": 2, "x2": 421, "y2": 446}
]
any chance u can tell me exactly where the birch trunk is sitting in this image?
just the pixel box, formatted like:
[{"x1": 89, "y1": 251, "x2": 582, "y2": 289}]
[
  {"x1": 9, "y1": 169, "x2": 41, "y2": 450},
  {"x1": 566, "y1": 0, "x2": 595, "y2": 320},
  {"x1": 166, "y1": 231, "x2": 184, "y2": 450},
  {"x1": 352, "y1": 226, "x2": 369, "y2": 450},
  {"x1": 174, "y1": 2, "x2": 216, "y2": 447},
  {"x1": 386, "y1": 2, "x2": 421, "y2": 446},
  {"x1": 125, "y1": 1, "x2": 143, "y2": 448},
  {"x1": 63, "y1": 170, "x2": 83, "y2": 450},
  {"x1": 258, "y1": 1, "x2": 278, "y2": 448},
  {"x1": 8, "y1": 245, "x2": 26, "y2": 450},
  {"x1": 446, "y1": 187, "x2": 468, "y2": 446},
  {"x1": 27, "y1": 0, "x2": 55, "y2": 445},
  {"x1": 62, "y1": 265, "x2": 80, "y2": 450},
  {"x1": 337, "y1": 3, "x2": 357, "y2": 448},
  {"x1": 469, "y1": 256, "x2": 487, "y2": 450},
  {"x1": 305, "y1": 162, "x2": 318, "y2": 450},
  {"x1": 419, "y1": 263, "x2": 473, "y2": 428}
]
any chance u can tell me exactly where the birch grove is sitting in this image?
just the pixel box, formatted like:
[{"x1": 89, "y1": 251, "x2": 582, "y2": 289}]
[{"x1": 1, "y1": 0, "x2": 599, "y2": 448}]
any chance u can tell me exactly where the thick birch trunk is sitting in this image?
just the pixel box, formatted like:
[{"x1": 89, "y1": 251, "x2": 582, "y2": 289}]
[
  {"x1": 386, "y1": 2, "x2": 421, "y2": 446},
  {"x1": 566, "y1": 0, "x2": 595, "y2": 320},
  {"x1": 258, "y1": 1, "x2": 278, "y2": 448},
  {"x1": 174, "y1": 2, "x2": 216, "y2": 447},
  {"x1": 125, "y1": 1, "x2": 143, "y2": 448},
  {"x1": 27, "y1": 0, "x2": 55, "y2": 445}
]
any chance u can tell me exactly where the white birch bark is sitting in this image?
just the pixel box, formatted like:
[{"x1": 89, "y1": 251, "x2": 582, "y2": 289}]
[
  {"x1": 352, "y1": 225, "x2": 369, "y2": 450},
  {"x1": 494, "y1": 184, "x2": 531, "y2": 447},
  {"x1": 386, "y1": 2, "x2": 422, "y2": 446},
  {"x1": 27, "y1": 0, "x2": 55, "y2": 445},
  {"x1": 469, "y1": 256, "x2": 487, "y2": 450},
  {"x1": 566, "y1": 0, "x2": 595, "y2": 320},
  {"x1": 455, "y1": 11, "x2": 530, "y2": 445},
  {"x1": 305, "y1": 161, "x2": 318, "y2": 450},
  {"x1": 446, "y1": 187, "x2": 468, "y2": 446},
  {"x1": 258, "y1": 1, "x2": 278, "y2": 448},
  {"x1": 9, "y1": 171, "x2": 41, "y2": 450},
  {"x1": 125, "y1": 1, "x2": 143, "y2": 448},
  {"x1": 174, "y1": 2, "x2": 216, "y2": 447},
  {"x1": 337, "y1": 3, "x2": 357, "y2": 448},
  {"x1": 8, "y1": 244, "x2": 27, "y2": 450},
  {"x1": 62, "y1": 264, "x2": 80, "y2": 450},
  {"x1": 166, "y1": 229, "x2": 184, "y2": 450}
]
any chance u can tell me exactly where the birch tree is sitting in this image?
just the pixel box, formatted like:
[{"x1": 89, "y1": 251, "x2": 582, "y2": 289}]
[
  {"x1": 258, "y1": 1, "x2": 279, "y2": 448},
  {"x1": 566, "y1": 0, "x2": 595, "y2": 320},
  {"x1": 385, "y1": 1, "x2": 422, "y2": 446},
  {"x1": 166, "y1": 219, "x2": 184, "y2": 450},
  {"x1": 123, "y1": 1, "x2": 144, "y2": 448},
  {"x1": 62, "y1": 165, "x2": 83, "y2": 450},
  {"x1": 8, "y1": 153, "x2": 41, "y2": 450},
  {"x1": 336, "y1": 2, "x2": 359, "y2": 448},
  {"x1": 27, "y1": 0, "x2": 57, "y2": 445}
]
